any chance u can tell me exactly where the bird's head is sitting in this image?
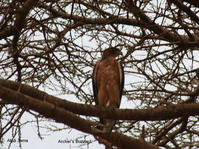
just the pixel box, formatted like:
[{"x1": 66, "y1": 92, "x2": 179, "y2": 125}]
[{"x1": 102, "y1": 47, "x2": 121, "y2": 59}]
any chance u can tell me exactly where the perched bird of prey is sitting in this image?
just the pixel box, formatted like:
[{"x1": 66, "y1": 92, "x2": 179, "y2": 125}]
[{"x1": 92, "y1": 47, "x2": 124, "y2": 133}]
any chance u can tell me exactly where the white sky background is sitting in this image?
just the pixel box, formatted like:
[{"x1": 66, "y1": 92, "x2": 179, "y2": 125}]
[{"x1": 1, "y1": 1, "x2": 199, "y2": 149}]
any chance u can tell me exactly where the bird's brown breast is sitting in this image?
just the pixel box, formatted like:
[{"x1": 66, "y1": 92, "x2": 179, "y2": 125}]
[{"x1": 96, "y1": 57, "x2": 120, "y2": 107}]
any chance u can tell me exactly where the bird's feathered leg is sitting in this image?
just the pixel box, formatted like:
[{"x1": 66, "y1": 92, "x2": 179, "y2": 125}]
[
  {"x1": 103, "y1": 119, "x2": 115, "y2": 134},
  {"x1": 101, "y1": 101, "x2": 116, "y2": 134}
]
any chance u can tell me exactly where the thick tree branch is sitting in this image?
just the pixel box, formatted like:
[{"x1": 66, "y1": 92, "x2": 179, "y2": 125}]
[
  {"x1": 125, "y1": 0, "x2": 180, "y2": 42},
  {"x1": 37, "y1": 2, "x2": 199, "y2": 48},
  {"x1": 1, "y1": 79, "x2": 199, "y2": 121},
  {"x1": 124, "y1": 0, "x2": 199, "y2": 48},
  {"x1": 12, "y1": 0, "x2": 39, "y2": 82},
  {"x1": 158, "y1": 117, "x2": 188, "y2": 146},
  {"x1": 0, "y1": 0, "x2": 38, "y2": 40},
  {"x1": 0, "y1": 27, "x2": 15, "y2": 40},
  {"x1": 184, "y1": 0, "x2": 199, "y2": 7},
  {"x1": 168, "y1": 0, "x2": 199, "y2": 25},
  {"x1": 13, "y1": 0, "x2": 38, "y2": 34},
  {"x1": 38, "y1": 3, "x2": 140, "y2": 27},
  {"x1": 152, "y1": 118, "x2": 184, "y2": 144},
  {"x1": 0, "y1": 85, "x2": 92, "y2": 133},
  {"x1": 0, "y1": 85, "x2": 158, "y2": 149}
]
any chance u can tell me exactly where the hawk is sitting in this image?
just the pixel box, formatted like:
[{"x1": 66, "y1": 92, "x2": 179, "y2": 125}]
[{"x1": 92, "y1": 47, "x2": 124, "y2": 133}]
